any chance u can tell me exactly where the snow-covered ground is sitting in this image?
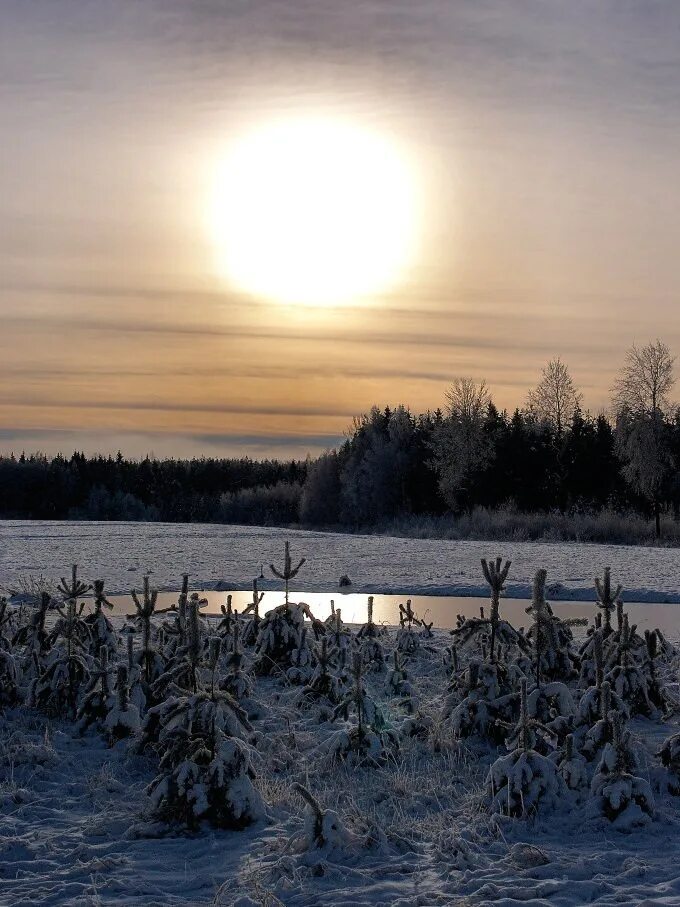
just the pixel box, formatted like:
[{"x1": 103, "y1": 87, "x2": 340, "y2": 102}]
[
  {"x1": 2, "y1": 521, "x2": 680, "y2": 907},
  {"x1": 2, "y1": 624, "x2": 680, "y2": 907},
  {"x1": 0, "y1": 520, "x2": 679, "y2": 602}
]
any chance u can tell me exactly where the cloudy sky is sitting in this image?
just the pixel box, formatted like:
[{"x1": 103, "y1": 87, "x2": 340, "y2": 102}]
[{"x1": 2, "y1": 1, "x2": 680, "y2": 459}]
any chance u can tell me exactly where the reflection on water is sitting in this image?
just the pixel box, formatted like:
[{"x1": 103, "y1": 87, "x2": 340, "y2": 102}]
[{"x1": 107, "y1": 589, "x2": 680, "y2": 636}]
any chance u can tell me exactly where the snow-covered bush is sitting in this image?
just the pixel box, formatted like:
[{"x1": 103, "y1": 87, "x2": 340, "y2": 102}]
[
  {"x1": 361, "y1": 636, "x2": 386, "y2": 673},
  {"x1": 147, "y1": 726, "x2": 264, "y2": 830},
  {"x1": 588, "y1": 711, "x2": 654, "y2": 828},
  {"x1": 444, "y1": 658, "x2": 518, "y2": 744},
  {"x1": 254, "y1": 601, "x2": 312, "y2": 676},
  {"x1": 292, "y1": 783, "x2": 353, "y2": 857},
  {"x1": 526, "y1": 681, "x2": 575, "y2": 745},
  {"x1": 486, "y1": 679, "x2": 565, "y2": 818}
]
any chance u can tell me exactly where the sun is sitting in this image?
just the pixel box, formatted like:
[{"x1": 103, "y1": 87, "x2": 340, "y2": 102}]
[{"x1": 208, "y1": 116, "x2": 420, "y2": 306}]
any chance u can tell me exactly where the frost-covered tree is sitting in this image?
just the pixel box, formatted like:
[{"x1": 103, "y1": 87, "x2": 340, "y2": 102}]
[
  {"x1": 431, "y1": 378, "x2": 493, "y2": 512},
  {"x1": 527, "y1": 358, "x2": 582, "y2": 437},
  {"x1": 613, "y1": 339, "x2": 675, "y2": 538},
  {"x1": 129, "y1": 576, "x2": 165, "y2": 687},
  {"x1": 30, "y1": 599, "x2": 90, "y2": 718},
  {"x1": 486, "y1": 680, "x2": 565, "y2": 818},
  {"x1": 588, "y1": 711, "x2": 654, "y2": 827},
  {"x1": 299, "y1": 451, "x2": 342, "y2": 525},
  {"x1": 526, "y1": 569, "x2": 583, "y2": 683}
]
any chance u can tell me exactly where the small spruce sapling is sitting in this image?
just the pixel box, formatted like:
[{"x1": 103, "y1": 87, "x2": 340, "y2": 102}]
[
  {"x1": 105, "y1": 664, "x2": 141, "y2": 743},
  {"x1": 486, "y1": 679, "x2": 565, "y2": 818},
  {"x1": 557, "y1": 733, "x2": 588, "y2": 791},
  {"x1": 298, "y1": 637, "x2": 341, "y2": 708},
  {"x1": 526, "y1": 569, "x2": 584, "y2": 683},
  {"x1": 605, "y1": 616, "x2": 657, "y2": 717},
  {"x1": 595, "y1": 567, "x2": 621, "y2": 638},
  {"x1": 582, "y1": 681, "x2": 635, "y2": 766},
  {"x1": 481, "y1": 557, "x2": 511, "y2": 660},
  {"x1": 30, "y1": 599, "x2": 91, "y2": 718},
  {"x1": 77, "y1": 645, "x2": 113, "y2": 734},
  {"x1": 357, "y1": 596, "x2": 382, "y2": 639},
  {"x1": 130, "y1": 577, "x2": 165, "y2": 687},
  {"x1": 0, "y1": 598, "x2": 19, "y2": 705},
  {"x1": 241, "y1": 579, "x2": 264, "y2": 647},
  {"x1": 270, "y1": 540, "x2": 305, "y2": 605},
  {"x1": 13, "y1": 591, "x2": 52, "y2": 680},
  {"x1": 83, "y1": 579, "x2": 117, "y2": 656},
  {"x1": 396, "y1": 600, "x2": 420, "y2": 654},
  {"x1": 322, "y1": 653, "x2": 397, "y2": 765},
  {"x1": 588, "y1": 711, "x2": 654, "y2": 827}
]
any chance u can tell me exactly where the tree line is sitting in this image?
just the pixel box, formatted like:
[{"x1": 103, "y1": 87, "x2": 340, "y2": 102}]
[{"x1": 1, "y1": 340, "x2": 678, "y2": 538}]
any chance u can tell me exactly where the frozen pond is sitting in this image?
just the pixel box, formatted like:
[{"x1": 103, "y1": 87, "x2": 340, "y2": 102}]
[{"x1": 103, "y1": 588, "x2": 679, "y2": 636}]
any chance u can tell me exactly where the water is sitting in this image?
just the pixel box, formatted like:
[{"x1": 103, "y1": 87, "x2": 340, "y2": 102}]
[{"x1": 106, "y1": 589, "x2": 680, "y2": 636}]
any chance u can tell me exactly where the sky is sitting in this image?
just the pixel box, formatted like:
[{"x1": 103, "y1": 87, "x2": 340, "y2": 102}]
[{"x1": 2, "y1": 1, "x2": 680, "y2": 460}]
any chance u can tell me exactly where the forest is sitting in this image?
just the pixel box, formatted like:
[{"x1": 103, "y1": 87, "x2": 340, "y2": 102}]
[{"x1": 1, "y1": 342, "x2": 679, "y2": 540}]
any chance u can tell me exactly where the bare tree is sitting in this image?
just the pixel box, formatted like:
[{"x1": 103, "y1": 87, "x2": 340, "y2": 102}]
[
  {"x1": 445, "y1": 377, "x2": 491, "y2": 423},
  {"x1": 527, "y1": 358, "x2": 582, "y2": 436},
  {"x1": 612, "y1": 340, "x2": 675, "y2": 418},
  {"x1": 431, "y1": 378, "x2": 493, "y2": 512},
  {"x1": 612, "y1": 340, "x2": 676, "y2": 538}
]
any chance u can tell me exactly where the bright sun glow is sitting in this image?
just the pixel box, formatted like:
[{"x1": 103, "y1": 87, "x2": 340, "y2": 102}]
[{"x1": 209, "y1": 116, "x2": 420, "y2": 306}]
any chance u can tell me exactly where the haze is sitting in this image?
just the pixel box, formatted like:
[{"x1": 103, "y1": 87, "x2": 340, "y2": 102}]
[{"x1": 2, "y1": 1, "x2": 680, "y2": 458}]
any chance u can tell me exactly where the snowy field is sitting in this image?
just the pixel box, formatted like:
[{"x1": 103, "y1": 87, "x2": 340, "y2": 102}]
[
  {"x1": 2, "y1": 521, "x2": 680, "y2": 907},
  {"x1": 1, "y1": 520, "x2": 679, "y2": 602}
]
